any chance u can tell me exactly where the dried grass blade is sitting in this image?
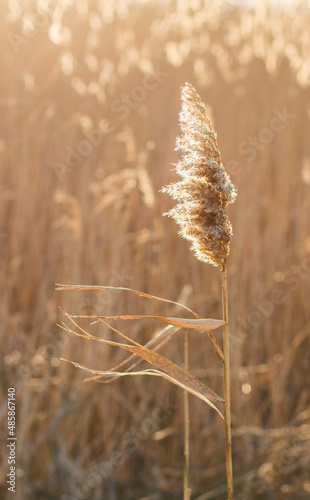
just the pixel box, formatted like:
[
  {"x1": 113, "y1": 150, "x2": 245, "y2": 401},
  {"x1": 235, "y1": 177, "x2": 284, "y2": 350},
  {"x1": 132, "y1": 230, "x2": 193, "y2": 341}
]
[
  {"x1": 100, "y1": 320, "x2": 223, "y2": 408},
  {"x1": 60, "y1": 316, "x2": 223, "y2": 417},
  {"x1": 55, "y1": 284, "x2": 200, "y2": 318},
  {"x1": 86, "y1": 325, "x2": 180, "y2": 383},
  {"x1": 73, "y1": 314, "x2": 225, "y2": 333},
  {"x1": 96, "y1": 314, "x2": 224, "y2": 360},
  {"x1": 62, "y1": 357, "x2": 223, "y2": 419},
  {"x1": 70, "y1": 313, "x2": 224, "y2": 359},
  {"x1": 60, "y1": 362, "x2": 165, "y2": 379}
]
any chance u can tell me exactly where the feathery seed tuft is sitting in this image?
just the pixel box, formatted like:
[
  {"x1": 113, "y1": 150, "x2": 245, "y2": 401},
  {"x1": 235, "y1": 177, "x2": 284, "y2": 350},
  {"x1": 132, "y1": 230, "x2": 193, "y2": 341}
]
[{"x1": 163, "y1": 82, "x2": 237, "y2": 270}]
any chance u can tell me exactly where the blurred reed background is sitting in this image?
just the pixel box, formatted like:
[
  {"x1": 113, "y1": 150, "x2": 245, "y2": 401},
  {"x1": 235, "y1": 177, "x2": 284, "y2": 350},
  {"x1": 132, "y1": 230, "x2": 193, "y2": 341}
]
[{"x1": 0, "y1": 0, "x2": 310, "y2": 498}]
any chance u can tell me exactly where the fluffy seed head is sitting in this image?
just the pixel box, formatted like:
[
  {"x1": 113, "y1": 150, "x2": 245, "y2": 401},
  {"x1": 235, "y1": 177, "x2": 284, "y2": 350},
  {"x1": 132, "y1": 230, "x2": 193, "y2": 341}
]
[{"x1": 163, "y1": 82, "x2": 237, "y2": 270}]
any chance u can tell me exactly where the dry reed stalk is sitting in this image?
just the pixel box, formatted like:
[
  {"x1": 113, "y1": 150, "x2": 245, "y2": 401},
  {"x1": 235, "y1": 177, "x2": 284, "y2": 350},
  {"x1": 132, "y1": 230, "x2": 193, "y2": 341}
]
[
  {"x1": 221, "y1": 269, "x2": 233, "y2": 500},
  {"x1": 2, "y1": 1, "x2": 309, "y2": 496},
  {"x1": 164, "y1": 83, "x2": 237, "y2": 499},
  {"x1": 183, "y1": 329, "x2": 191, "y2": 500}
]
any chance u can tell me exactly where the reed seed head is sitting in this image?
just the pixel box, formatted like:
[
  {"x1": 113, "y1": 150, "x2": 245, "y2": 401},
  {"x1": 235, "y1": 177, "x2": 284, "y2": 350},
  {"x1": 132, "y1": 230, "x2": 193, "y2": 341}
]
[{"x1": 163, "y1": 82, "x2": 237, "y2": 270}]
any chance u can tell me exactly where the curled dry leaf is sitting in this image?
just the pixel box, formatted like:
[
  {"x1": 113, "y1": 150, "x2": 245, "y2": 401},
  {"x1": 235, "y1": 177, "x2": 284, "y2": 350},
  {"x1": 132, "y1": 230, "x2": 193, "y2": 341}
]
[
  {"x1": 73, "y1": 314, "x2": 225, "y2": 333},
  {"x1": 84, "y1": 315, "x2": 224, "y2": 361}
]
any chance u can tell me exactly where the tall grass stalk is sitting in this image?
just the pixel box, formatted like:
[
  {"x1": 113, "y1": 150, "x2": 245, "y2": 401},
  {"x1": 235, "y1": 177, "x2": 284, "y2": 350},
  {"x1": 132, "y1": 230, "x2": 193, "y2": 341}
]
[
  {"x1": 183, "y1": 330, "x2": 191, "y2": 500},
  {"x1": 222, "y1": 269, "x2": 233, "y2": 500},
  {"x1": 3, "y1": 1, "x2": 309, "y2": 497},
  {"x1": 164, "y1": 82, "x2": 237, "y2": 499}
]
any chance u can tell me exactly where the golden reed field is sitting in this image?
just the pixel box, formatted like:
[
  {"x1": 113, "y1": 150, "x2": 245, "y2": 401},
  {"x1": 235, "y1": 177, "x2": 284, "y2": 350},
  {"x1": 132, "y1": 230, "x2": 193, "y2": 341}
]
[{"x1": 1, "y1": 0, "x2": 310, "y2": 499}]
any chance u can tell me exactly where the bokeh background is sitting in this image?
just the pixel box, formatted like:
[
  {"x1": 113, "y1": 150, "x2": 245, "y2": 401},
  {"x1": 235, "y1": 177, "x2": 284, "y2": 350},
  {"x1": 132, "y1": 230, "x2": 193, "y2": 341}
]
[{"x1": 1, "y1": 0, "x2": 310, "y2": 498}]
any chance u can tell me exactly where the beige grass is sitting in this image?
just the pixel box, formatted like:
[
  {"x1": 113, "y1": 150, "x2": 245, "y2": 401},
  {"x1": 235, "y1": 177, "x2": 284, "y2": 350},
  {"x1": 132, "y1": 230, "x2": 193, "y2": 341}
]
[
  {"x1": 1, "y1": 0, "x2": 310, "y2": 498},
  {"x1": 164, "y1": 82, "x2": 236, "y2": 499}
]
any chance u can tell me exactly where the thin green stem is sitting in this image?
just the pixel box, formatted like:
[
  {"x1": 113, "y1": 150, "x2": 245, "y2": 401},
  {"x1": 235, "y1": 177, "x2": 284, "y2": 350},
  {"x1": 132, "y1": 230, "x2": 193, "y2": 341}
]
[{"x1": 222, "y1": 269, "x2": 234, "y2": 500}]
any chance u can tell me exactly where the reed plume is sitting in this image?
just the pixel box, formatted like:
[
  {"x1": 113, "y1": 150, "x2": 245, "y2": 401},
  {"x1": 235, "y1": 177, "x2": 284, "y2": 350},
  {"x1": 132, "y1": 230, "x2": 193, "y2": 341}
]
[
  {"x1": 164, "y1": 82, "x2": 236, "y2": 270},
  {"x1": 164, "y1": 82, "x2": 237, "y2": 500}
]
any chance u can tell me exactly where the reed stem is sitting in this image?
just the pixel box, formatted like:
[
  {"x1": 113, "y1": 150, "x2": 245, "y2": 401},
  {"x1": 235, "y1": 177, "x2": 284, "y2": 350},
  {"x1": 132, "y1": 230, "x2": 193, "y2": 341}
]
[
  {"x1": 183, "y1": 330, "x2": 191, "y2": 500},
  {"x1": 222, "y1": 268, "x2": 234, "y2": 500}
]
